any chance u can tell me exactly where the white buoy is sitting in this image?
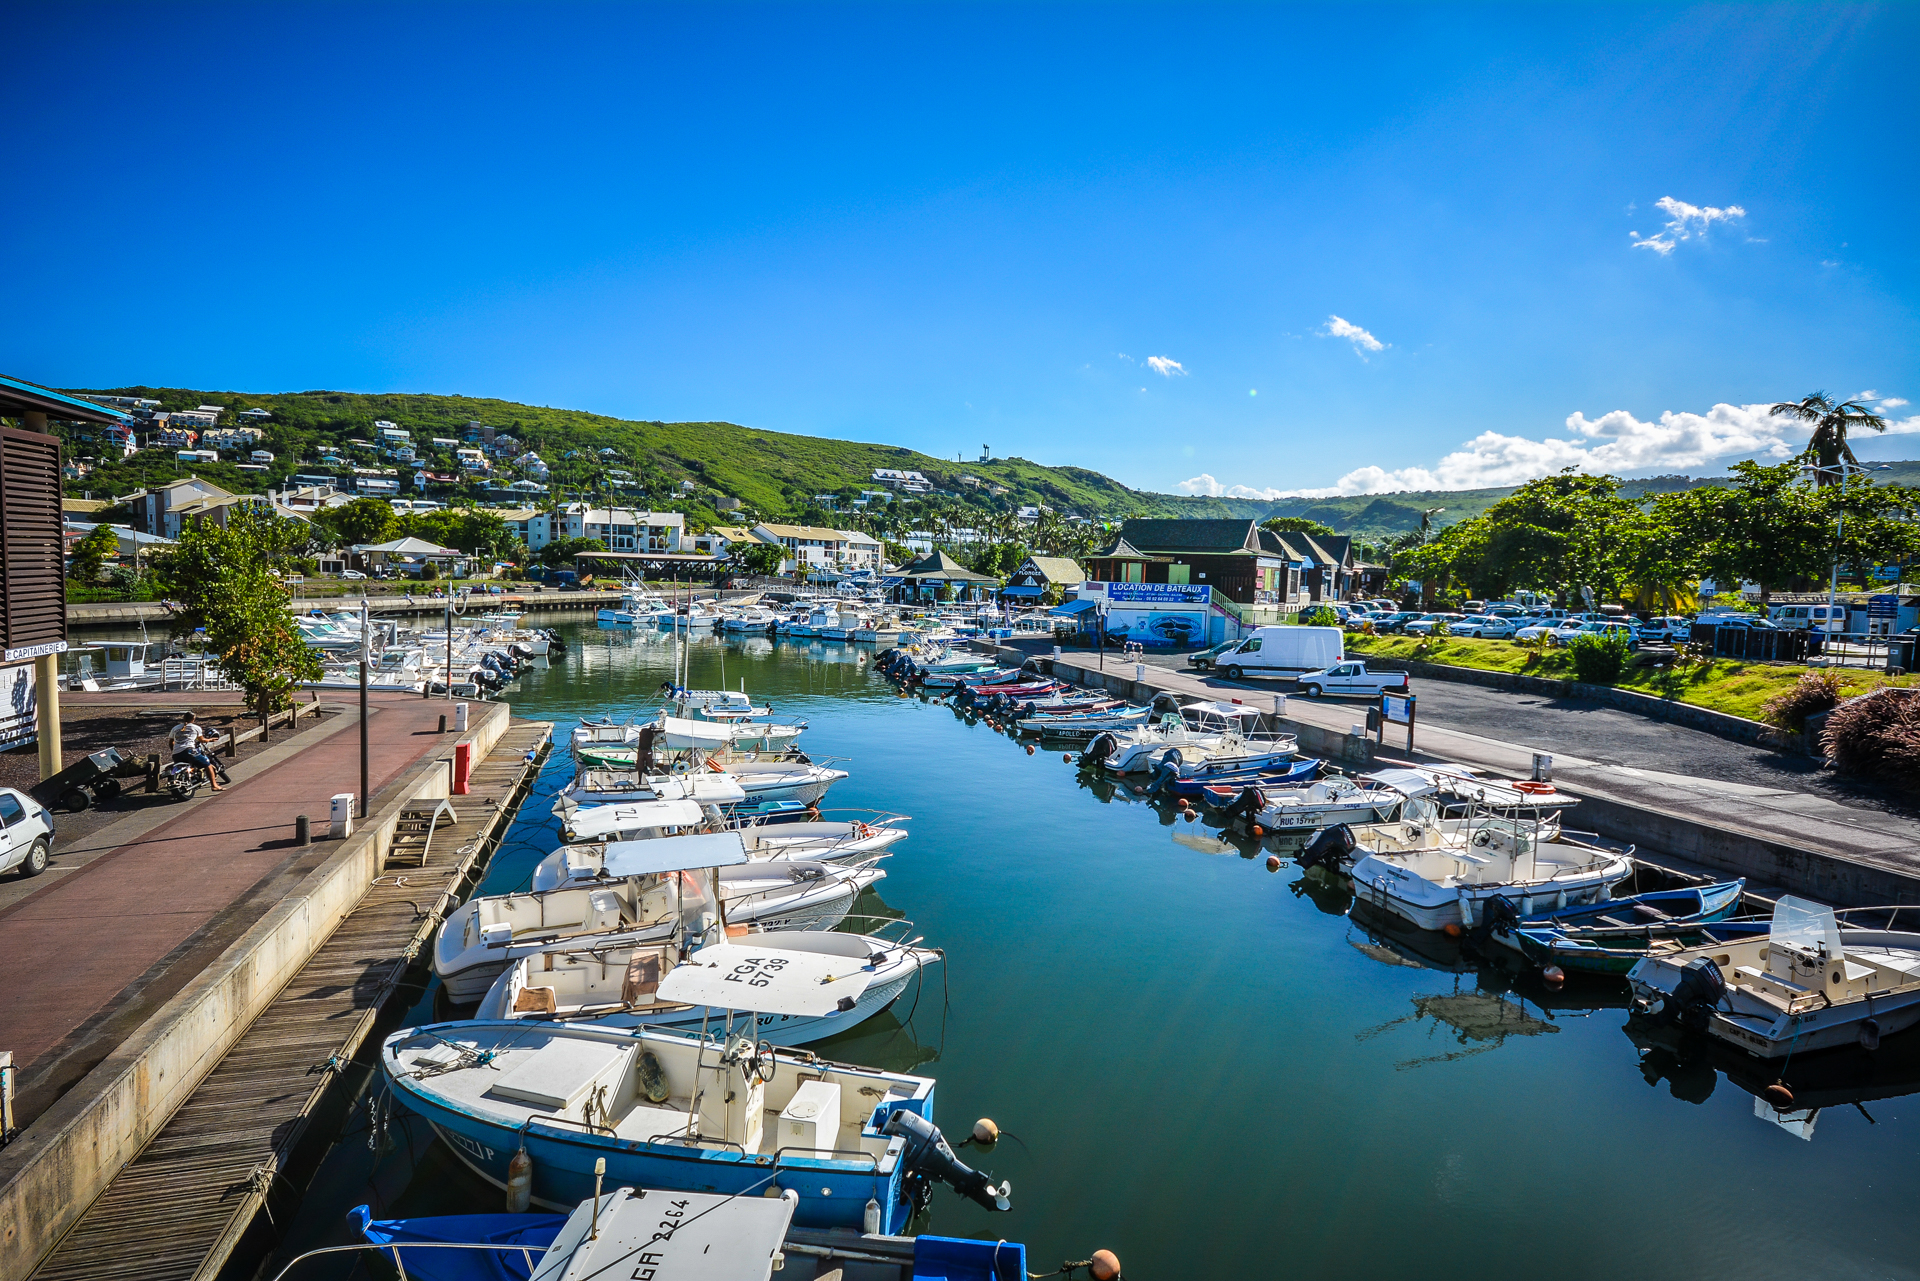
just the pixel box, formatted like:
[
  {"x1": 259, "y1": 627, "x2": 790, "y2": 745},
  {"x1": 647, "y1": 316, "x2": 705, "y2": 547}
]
[
  {"x1": 864, "y1": 1196, "x2": 882, "y2": 1234},
  {"x1": 972, "y1": 1117, "x2": 1000, "y2": 1144},
  {"x1": 505, "y1": 1143, "x2": 533, "y2": 1213}
]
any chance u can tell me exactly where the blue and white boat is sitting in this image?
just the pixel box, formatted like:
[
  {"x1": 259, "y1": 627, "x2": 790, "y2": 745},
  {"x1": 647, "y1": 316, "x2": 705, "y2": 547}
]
[{"x1": 381, "y1": 948, "x2": 1011, "y2": 1233}]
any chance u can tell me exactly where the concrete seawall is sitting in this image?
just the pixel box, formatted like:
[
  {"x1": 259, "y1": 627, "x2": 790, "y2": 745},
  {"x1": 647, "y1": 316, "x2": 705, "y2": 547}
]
[{"x1": 0, "y1": 702, "x2": 511, "y2": 1281}]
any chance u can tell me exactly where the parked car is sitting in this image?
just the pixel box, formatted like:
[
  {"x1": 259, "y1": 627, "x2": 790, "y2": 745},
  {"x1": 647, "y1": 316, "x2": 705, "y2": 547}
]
[
  {"x1": 1294, "y1": 661, "x2": 1411, "y2": 699},
  {"x1": 1372, "y1": 611, "x2": 1425, "y2": 635},
  {"x1": 1635, "y1": 615, "x2": 1693, "y2": 644},
  {"x1": 1566, "y1": 620, "x2": 1640, "y2": 650},
  {"x1": 1187, "y1": 639, "x2": 1240, "y2": 671},
  {"x1": 1457, "y1": 614, "x2": 1519, "y2": 639},
  {"x1": 0, "y1": 787, "x2": 56, "y2": 879},
  {"x1": 1403, "y1": 612, "x2": 1467, "y2": 637},
  {"x1": 340, "y1": 569, "x2": 367, "y2": 580}
]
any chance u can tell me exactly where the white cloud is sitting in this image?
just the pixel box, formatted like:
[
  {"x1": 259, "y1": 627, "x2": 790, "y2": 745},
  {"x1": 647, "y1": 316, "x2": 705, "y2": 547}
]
[
  {"x1": 1181, "y1": 399, "x2": 1920, "y2": 499},
  {"x1": 1880, "y1": 398, "x2": 1909, "y2": 410},
  {"x1": 1146, "y1": 356, "x2": 1186, "y2": 377},
  {"x1": 1630, "y1": 195, "x2": 1746, "y2": 255},
  {"x1": 1322, "y1": 315, "x2": 1385, "y2": 356}
]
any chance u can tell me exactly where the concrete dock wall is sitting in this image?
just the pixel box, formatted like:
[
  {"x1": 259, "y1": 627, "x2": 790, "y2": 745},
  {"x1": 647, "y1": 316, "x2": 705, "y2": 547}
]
[{"x1": 0, "y1": 702, "x2": 511, "y2": 1281}]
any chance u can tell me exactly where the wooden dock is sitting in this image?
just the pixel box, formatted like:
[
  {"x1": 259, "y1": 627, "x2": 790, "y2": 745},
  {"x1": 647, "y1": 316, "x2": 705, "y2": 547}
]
[{"x1": 28, "y1": 720, "x2": 553, "y2": 1281}]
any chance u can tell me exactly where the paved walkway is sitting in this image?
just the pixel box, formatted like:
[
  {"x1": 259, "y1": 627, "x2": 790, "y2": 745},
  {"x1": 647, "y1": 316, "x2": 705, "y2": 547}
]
[{"x1": 0, "y1": 693, "x2": 470, "y2": 1088}]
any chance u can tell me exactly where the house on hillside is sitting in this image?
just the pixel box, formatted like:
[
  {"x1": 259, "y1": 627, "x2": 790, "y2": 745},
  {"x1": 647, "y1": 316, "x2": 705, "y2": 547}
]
[
  {"x1": 690, "y1": 526, "x2": 771, "y2": 559},
  {"x1": 1083, "y1": 519, "x2": 1302, "y2": 604},
  {"x1": 130, "y1": 476, "x2": 238, "y2": 537}
]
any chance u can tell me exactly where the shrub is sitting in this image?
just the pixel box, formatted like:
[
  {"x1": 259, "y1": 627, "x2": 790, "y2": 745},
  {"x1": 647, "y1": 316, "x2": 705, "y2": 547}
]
[
  {"x1": 1428, "y1": 620, "x2": 1451, "y2": 640},
  {"x1": 1761, "y1": 669, "x2": 1846, "y2": 730},
  {"x1": 421, "y1": 562, "x2": 440, "y2": 581},
  {"x1": 1300, "y1": 605, "x2": 1339, "y2": 627},
  {"x1": 1565, "y1": 631, "x2": 1631, "y2": 683},
  {"x1": 1821, "y1": 690, "x2": 1920, "y2": 784}
]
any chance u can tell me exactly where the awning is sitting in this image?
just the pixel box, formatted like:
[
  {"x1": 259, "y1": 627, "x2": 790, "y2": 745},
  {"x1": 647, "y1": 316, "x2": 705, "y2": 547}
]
[
  {"x1": 603, "y1": 831, "x2": 751, "y2": 877},
  {"x1": 1000, "y1": 584, "x2": 1044, "y2": 596},
  {"x1": 1051, "y1": 598, "x2": 1099, "y2": 615}
]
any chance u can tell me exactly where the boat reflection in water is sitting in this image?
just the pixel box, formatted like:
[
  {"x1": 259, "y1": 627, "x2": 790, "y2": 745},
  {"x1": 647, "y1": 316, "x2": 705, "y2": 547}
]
[{"x1": 1625, "y1": 1016, "x2": 1920, "y2": 1140}]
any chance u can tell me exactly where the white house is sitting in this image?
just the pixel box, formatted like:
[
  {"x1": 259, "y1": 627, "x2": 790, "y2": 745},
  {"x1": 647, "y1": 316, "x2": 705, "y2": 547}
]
[
  {"x1": 526, "y1": 504, "x2": 685, "y2": 553},
  {"x1": 749, "y1": 524, "x2": 881, "y2": 576},
  {"x1": 521, "y1": 452, "x2": 549, "y2": 479},
  {"x1": 871, "y1": 468, "x2": 932, "y2": 494}
]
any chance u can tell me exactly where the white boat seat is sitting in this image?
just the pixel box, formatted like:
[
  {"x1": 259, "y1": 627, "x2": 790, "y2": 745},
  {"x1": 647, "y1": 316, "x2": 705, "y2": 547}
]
[
  {"x1": 1449, "y1": 850, "x2": 1493, "y2": 867},
  {"x1": 586, "y1": 889, "x2": 624, "y2": 932},
  {"x1": 615, "y1": 1103, "x2": 695, "y2": 1143}
]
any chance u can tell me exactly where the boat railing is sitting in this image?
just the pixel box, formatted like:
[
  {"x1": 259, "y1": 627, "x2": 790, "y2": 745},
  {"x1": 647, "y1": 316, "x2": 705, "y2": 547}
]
[
  {"x1": 826, "y1": 914, "x2": 922, "y2": 944},
  {"x1": 267, "y1": 1241, "x2": 543, "y2": 1281},
  {"x1": 533, "y1": 1112, "x2": 618, "y2": 1138}
]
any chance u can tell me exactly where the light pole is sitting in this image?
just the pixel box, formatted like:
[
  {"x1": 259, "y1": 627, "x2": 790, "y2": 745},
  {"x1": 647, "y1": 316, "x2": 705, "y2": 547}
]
[{"x1": 1801, "y1": 460, "x2": 1891, "y2": 649}]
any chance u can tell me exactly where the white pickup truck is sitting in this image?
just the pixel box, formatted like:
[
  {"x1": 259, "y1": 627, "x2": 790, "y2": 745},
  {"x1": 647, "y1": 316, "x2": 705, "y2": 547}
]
[{"x1": 1294, "y1": 661, "x2": 1410, "y2": 699}]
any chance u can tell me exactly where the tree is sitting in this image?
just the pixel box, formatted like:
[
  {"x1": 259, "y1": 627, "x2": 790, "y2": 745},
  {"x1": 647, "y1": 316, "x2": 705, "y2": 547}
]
[
  {"x1": 315, "y1": 497, "x2": 400, "y2": 548},
  {"x1": 730, "y1": 540, "x2": 786, "y2": 577},
  {"x1": 1261, "y1": 516, "x2": 1336, "y2": 539},
  {"x1": 152, "y1": 508, "x2": 323, "y2": 718},
  {"x1": 1651, "y1": 461, "x2": 1831, "y2": 604},
  {"x1": 1770, "y1": 392, "x2": 1888, "y2": 484},
  {"x1": 67, "y1": 525, "x2": 119, "y2": 584},
  {"x1": 540, "y1": 535, "x2": 607, "y2": 568}
]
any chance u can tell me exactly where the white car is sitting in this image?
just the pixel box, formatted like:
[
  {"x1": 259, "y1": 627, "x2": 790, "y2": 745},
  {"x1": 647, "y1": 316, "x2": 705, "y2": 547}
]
[
  {"x1": 340, "y1": 569, "x2": 368, "y2": 580},
  {"x1": 1295, "y1": 661, "x2": 1411, "y2": 698},
  {"x1": 1403, "y1": 613, "x2": 1466, "y2": 636},
  {"x1": 1458, "y1": 614, "x2": 1518, "y2": 639},
  {"x1": 0, "y1": 787, "x2": 56, "y2": 878}
]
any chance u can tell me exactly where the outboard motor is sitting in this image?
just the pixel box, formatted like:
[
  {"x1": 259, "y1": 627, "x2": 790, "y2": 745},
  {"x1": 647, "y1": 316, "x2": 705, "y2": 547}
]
[
  {"x1": 883, "y1": 1110, "x2": 1011, "y2": 1214},
  {"x1": 1296, "y1": 823, "x2": 1355, "y2": 870},
  {"x1": 1085, "y1": 733, "x2": 1118, "y2": 766},
  {"x1": 1469, "y1": 893, "x2": 1523, "y2": 947},
  {"x1": 1147, "y1": 758, "x2": 1180, "y2": 796},
  {"x1": 1223, "y1": 786, "x2": 1267, "y2": 826},
  {"x1": 1661, "y1": 956, "x2": 1729, "y2": 1032}
]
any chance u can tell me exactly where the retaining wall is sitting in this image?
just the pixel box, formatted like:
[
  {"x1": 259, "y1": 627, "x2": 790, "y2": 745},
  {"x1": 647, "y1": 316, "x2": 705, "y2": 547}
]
[{"x1": 0, "y1": 702, "x2": 511, "y2": 1281}]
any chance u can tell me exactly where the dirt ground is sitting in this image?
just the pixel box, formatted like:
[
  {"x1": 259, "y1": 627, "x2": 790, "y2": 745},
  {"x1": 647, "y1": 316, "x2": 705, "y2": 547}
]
[{"x1": 0, "y1": 703, "x2": 341, "y2": 851}]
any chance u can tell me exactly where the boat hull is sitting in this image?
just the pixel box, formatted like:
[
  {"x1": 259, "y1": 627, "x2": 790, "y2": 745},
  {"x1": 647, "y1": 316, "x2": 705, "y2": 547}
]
[{"x1": 1348, "y1": 852, "x2": 1633, "y2": 932}]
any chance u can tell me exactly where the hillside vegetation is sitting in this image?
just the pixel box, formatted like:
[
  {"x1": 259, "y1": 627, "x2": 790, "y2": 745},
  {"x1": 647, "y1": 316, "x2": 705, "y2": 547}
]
[{"x1": 57, "y1": 385, "x2": 1920, "y2": 541}]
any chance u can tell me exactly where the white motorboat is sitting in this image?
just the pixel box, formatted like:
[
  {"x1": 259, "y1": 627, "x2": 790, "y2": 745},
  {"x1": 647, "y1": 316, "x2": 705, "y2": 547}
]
[
  {"x1": 1629, "y1": 897, "x2": 1920, "y2": 1058},
  {"x1": 433, "y1": 832, "x2": 885, "y2": 1002},
  {"x1": 474, "y1": 927, "x2": 940, "y2": 1046},
  {"x1": 1094, "y1": 705, "x2": 1282, "y2": 774},
  {"x1": 1346, "y1": 814, "x2": 1634, "y2": 932},
  {"x1": 1252, "y1": 773, "x2": 1417, "y2": 845},
  {"x1": 538, "y1": 812, "x2": 910, "y2": 888}
]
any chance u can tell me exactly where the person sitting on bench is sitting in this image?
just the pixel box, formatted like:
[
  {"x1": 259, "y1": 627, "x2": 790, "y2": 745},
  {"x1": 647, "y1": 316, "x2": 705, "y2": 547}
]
[{"x1": 169, "y1": 712, "x2": 225, "y2": 792}]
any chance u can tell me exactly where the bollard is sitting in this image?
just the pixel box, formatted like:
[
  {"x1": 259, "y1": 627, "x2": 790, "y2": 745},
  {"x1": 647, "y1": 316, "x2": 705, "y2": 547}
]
[
  {"x1": 454, "y1": 701, "x2": 470, "y2": 733},
  {"x1": 438, "y1": 713, "x2": 448, "y2": 734},
  {"x1": 225, "y1": 728, "x2": 238, "y2": 757},
  {"x1": 295, "y1": 814, "x2": 310, "y2": 846},
  {"x1": 145, "y1": 752, "x2": 159, "y2": 794},
  {"x1": 453, "y1": 741, "x2": 473, "y2": 795}
]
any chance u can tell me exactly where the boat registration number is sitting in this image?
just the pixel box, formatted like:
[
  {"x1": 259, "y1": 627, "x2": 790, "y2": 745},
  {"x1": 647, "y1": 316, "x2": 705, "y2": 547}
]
[{"x1": 723, "y1": 955, "x2": 791, "y2": 988}]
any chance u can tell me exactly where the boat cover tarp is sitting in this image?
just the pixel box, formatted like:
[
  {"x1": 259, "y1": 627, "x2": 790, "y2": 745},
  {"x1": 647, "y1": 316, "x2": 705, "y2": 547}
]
[
  {"x1": 604, "y1": 831, "x2": 751, "y2": 877},
  {"x1": 657, "y1": 942, "x2": 876, "y2": 1015},
  {"x1": 1050, "y1": 598, "x2": 1099, "y2": 615},
  {"x1": 353, "y1": 1204, "x2": 564, "y2": 1281}
]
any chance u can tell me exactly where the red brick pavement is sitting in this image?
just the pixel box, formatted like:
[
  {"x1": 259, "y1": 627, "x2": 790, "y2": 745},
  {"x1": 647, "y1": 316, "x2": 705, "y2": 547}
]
[{"x1": 0, "y1": 694, "x2": 464, "y2": 1070}]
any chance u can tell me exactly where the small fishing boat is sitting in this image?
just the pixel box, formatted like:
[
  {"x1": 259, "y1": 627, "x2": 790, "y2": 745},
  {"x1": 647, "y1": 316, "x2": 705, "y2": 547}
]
[
  {"x1": 349, "y1": 1185, "x2": 797, "y2": 1281},
  {"x1": 381, "y1": 977, "x2": 1011, "y2": 1231},
  {"x1": 1488, "y1": 879, "x2": 1749, "y2": 971},
  {"x1": 537, "y1": 813, "x2": 911, "y2": 888},
  {"x1": 474, "y1": 928, "x2": 941, "y2": 1046},
  {"x1": 1628, "y1": 897, "x2": 1920, "y2": 1057},
  {"x1": 1346, "y1": 812, "x2": 1635, "y2": 932},
  {"x1": 432, "y1": 833, "x2": 885, "y2": 1002},
  {"x1": 1014, "y1": 705, "x2": 1153, "y2": 738}
]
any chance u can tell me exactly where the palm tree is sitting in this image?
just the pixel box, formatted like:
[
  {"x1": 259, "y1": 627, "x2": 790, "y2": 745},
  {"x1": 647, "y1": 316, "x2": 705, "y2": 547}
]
[
  {"x1": 1418, "y1": 508, "x2": 1445, "y2": 543},
  {"x1": 1770, "y1": 392, "x2": 1888, "y2": 485}
]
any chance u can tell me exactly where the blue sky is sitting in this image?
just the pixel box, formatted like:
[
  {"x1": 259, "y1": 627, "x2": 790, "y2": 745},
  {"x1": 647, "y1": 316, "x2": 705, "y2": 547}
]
[{"x1": 5, "y1": 2, "x2": 1915, "y2": 496}]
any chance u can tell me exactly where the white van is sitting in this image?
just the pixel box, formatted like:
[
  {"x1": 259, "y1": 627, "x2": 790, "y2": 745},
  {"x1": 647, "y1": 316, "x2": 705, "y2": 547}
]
[
  {"x1": 1769, "y1": 603, "x2": 1849, "y2": 634},
  {"x1": 1214, "y1": 626, "x2": 1345, "y2": 679}
]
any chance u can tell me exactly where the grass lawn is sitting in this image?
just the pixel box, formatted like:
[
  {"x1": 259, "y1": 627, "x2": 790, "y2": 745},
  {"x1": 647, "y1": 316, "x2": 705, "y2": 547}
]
[{"x1": 1344, "y1": 633, "x2": 1917, "y2": 725}]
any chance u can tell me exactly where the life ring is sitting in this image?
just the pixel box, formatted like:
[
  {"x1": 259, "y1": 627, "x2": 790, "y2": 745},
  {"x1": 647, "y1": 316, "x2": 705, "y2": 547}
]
[
  {"x1": 854, "y1": 821, "x2": 873, "y2": 838},
  {"x1": 1514, "y1": 781, "x2": 1556, "y2": 795},
  {"x1": 669, "y1": 759, "x2": 693, "y2": 775}
]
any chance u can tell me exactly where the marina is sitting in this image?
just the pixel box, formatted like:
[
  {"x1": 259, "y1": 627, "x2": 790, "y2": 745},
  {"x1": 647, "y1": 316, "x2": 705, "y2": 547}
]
[{"x1": 4, "y1": 615, "x2": 1901, "y2": 1280}]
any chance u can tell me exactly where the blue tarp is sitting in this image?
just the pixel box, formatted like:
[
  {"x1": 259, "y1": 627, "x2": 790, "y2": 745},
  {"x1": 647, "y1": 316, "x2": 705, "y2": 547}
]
[
  {"x1": 1000, "y1": 584, "x2": 1043, "y2": 596},
  {"x1": 1050, "y1": 598, "x2": 1098, "y2": 615}
]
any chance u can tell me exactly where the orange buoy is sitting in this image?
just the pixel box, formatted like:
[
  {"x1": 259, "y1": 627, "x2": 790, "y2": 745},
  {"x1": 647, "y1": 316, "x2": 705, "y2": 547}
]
[
  {"x1": 1090, "y1": 1249, "x2": 1122, "y2": 1280},
  {"x1": 1063, "y1": 753, "x2": 1073, "y2": 762},
  {"x1": 1175, "y1": 797, "x2": 1189, "y2": 810},
  {"x1": 1542, "y1": 965, "x2": 1566, "y2": 988},
  {"x1": 1250, "y1": 824, "x2": 1265, "y2": 838},
  {"x1": 1764, "y1": 1082, "x2": 1794, "y2": 1108},
  {"x1": 1025, "y1": 745, "x2": 1035, "y2": 755},
  {"x1": 1131, "y1": 785, "x2": 1144, "y2": 795},
  {"x1": 1181, "y1": 810, "x2": 1195, "y2": 822},
  {"x1": 1265, "y1": 854, "x2": 1281, "y2": 872},
  {"x1": 1442, "y1": 922, "x2": 1463, "y2": 938},
  {"x1": 972, "y1": 1117, "x2": 999, "y2": 1144}
]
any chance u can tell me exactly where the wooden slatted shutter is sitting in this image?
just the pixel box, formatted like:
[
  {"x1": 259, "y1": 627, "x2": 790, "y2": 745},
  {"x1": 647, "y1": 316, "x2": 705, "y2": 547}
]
[{"x1": 0, "y1": 427, "x2": 67, "y2": 655}]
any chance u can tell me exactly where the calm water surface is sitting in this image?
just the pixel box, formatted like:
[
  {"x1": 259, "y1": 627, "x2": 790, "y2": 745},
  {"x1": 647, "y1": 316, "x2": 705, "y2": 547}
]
[{"x1": 270, "y1": 618, "x2": 1920, "y2": 1280}]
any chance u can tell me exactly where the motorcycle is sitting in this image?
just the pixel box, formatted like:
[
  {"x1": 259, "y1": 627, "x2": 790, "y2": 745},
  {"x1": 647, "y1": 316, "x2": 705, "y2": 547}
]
[{"x1": 163, "y1": 749, "x2": 231, "y2": 802}]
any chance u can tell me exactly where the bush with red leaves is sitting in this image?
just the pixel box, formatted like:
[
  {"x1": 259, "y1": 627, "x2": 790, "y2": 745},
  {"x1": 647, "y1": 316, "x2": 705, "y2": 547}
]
[{"x1": 1820, "y1": 689, "x2": 1920, "y2": 785}]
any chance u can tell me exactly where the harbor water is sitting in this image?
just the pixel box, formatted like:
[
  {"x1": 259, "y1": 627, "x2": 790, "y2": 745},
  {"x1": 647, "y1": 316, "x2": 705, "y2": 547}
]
[{"x1": 267, "y1": 618, "x2": 1920, "y2": 1279}]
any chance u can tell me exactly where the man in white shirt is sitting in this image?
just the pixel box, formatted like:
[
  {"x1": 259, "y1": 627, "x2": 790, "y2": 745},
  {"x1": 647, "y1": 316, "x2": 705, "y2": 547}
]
[{"x1": 168, "y1": 712, "x2": 225, "y2": 792}]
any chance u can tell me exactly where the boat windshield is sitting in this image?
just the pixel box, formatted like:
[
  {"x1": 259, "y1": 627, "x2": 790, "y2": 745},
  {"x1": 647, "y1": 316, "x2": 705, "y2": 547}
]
[{"x1": 1770, "y1": 895, "x2": 1843, "y2": 957}]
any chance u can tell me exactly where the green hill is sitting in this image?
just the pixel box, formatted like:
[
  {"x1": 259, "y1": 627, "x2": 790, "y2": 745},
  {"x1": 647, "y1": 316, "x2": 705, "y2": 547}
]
[
  {"x1": 60, "y1": 385, "x2": 1271, "y2": 524},
  {"x1": 55, "y1": 385, "x2": 1920, "y2": 541}
]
